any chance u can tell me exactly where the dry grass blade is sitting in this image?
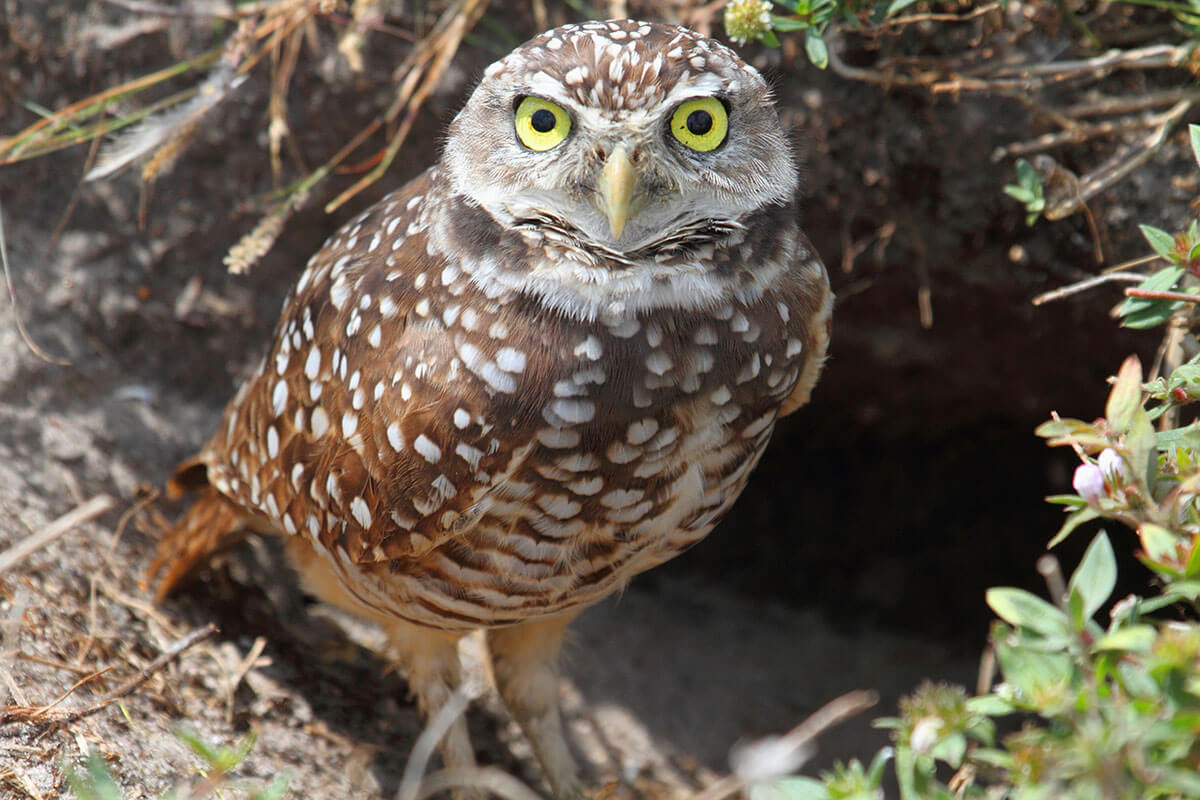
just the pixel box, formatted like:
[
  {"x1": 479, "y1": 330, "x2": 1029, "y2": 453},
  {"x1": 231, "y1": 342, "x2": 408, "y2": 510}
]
[
  {"x1": 326, "y1": 0, "x2": 491, "y2": 213},
  {"x1": 87, "y1": 23, "x2": 254, "y2": 182},
  {"x1": 0, "y1": 623, "x2": 218, "y2": 728},
  {"x1": 0, "y1": 50, "x2": 223, "y2": 166},
  {"x1": 0, "y1": 496, "x2": 115, "y2": 576},
  {"x1": 0, "y1": 197, "x2": 72, "y2": 366}
]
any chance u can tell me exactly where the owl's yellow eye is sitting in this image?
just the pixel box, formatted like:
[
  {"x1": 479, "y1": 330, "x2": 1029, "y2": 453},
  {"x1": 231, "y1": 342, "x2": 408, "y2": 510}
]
[
  {"x1": 514, "y1": 96, "x2": 572, "y2": 151},
  {"x1": 669, "y1": 97, "x2": 728, "y2": 152}
]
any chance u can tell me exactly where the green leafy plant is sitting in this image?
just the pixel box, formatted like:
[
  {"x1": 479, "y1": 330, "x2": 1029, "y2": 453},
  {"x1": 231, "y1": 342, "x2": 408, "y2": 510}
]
[
  {"x1": 65, "y1": 728, "x2": 290, "y2": 800},
  {"x1": 723, "y1": 0, "x2": 903, "y2": 66},
  {"x1": 1003, "y1": 158, "x2": 1047, "y2": 227},
  {"x1": 743, "y1": 120, "x2": 1200, "y2": 800}
]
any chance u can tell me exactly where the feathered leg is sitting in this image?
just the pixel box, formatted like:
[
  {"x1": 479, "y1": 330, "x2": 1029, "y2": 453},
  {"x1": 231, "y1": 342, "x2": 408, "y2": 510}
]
[
  {"x1": 285, "y1": 537, "x2": 479, "y2": 797},
  {"x1": 488, "y1": 612, "x2": 582, "y2": 799}
]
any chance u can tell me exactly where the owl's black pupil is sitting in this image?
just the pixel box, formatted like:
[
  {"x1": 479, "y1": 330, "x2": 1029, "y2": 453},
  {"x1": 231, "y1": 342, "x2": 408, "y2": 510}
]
[
  {"x1": 686, "y1": 109, "x2": 713, "y2": 136},
  {"x1": 530, "y1": 108, "x2": 556, "y2": 133}
]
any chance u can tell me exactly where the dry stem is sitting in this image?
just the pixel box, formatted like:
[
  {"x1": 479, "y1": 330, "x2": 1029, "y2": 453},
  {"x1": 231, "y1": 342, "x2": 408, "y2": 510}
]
[
  {"x1": 0, "y1": 623, "x2": 217, "y2": 728},
  {"x1": 0, "y1": 496, "x2": 115, "y2": 576}
]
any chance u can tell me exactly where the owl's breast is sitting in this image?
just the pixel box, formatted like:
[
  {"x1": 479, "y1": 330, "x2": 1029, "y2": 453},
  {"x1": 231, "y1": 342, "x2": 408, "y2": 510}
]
[{"x1": 366, "y1": 273, "x2": 819, "y2": 626}]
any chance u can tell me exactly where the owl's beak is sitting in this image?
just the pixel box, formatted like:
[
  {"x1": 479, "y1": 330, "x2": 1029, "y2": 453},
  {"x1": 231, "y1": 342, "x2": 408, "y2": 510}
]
[{"x1": 596, "y1": 145, "x2": 637, "y2": 240}]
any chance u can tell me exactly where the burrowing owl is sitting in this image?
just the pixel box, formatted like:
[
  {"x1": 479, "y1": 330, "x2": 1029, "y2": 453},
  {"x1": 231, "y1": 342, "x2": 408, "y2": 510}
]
[{"x1": 153, "y1": 18, "x2": 832, "y2": 797}]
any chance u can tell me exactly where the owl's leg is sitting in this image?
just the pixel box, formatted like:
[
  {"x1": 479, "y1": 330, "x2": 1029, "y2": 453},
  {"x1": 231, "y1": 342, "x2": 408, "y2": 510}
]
[
  {"x1": 487, "y1": 612, "x2": 582, "y2": 799},
  {"x1": 285, "y1": 540, "x2": 478, "y2": 794},
  {"x1": 383, "y1": 620, "x2": 479, "y2": 794}
]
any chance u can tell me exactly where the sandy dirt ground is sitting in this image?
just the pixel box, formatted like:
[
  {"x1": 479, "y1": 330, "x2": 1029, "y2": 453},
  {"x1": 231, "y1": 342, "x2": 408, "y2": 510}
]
[{"x1": 3, "y1": 2, "x2": 1196, "y2": 797}]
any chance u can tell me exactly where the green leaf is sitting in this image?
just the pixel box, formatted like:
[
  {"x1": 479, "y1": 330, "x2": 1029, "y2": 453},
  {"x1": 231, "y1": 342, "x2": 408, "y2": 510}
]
[
  {"x1": 866, "y1": 747, "x2": 892, "y2": 787},
  {"x1": 1120, "y1": 266, "x2": 1187, "y2": 329},
  {"x1": 1106, "y1": 356, "x2": 1144, "y2": 435},
  {"x1": 1186, "y1": 538, "x2": 1200, "y2": 578},
  {"x1": 1141, "y1": 224, "x2": 1179, "y2": 259},
  {"x1": 1139, "y1": 523, "x2": 1178, "y2": 562},
  {"x1": 1067, "y1": 532, "x2": 1117, "y2": 623},
  {"x1": 1034, "y1": 417, "x2": 1096, "y2": 439},
  {"x1": 250, "y1": 773, "x2": 293, "y2": 800},
  {"x1": 986, "y1": 588, "x2": 1069, "y2": 637},
  {"x1": 883, "y1": 0, "x2": 919, "y2": 14},
  {"x1": 770, "y1": 14, "x2": 808, "y2": 31},
  {"x1": 804, "y1": 30, "x2": 829, "y2": 68},
  {"x1": 1094, "y1": 625, "x2": 1157, "y2": 653},
  {"x1": 1165, "y1": 580, "x2": 1200, "y2": 600},
  {"x1": 1155, "y1": 421, "x2": 1200, "y2": 451},
  {"x1": 993, "y1": 639, "x2": 1073, "y2": 710},
  {"x1": 1138, "y1": 590, "x2": 1185, "y2": 614},
  {"x1": 176, "y1": 727, "x2": 222, "y2": 765},
  {"x1": 1048, "y1": 505, "x2": 1099, "y2": 549},
  {"x1": 65, "y1": 754, "x2": 124, "y2": 800},
  {"x1": 1157, "y1": 765, "x2": 1200, "y2": 796},
  {"x1": 1190, "y1": 123, "x2": 1200, "y2": 169},
  {"x1": 970, "y1": 747, "x2": 1015, "y2": 769},
  {"x1": 750, "y1": 777, "x2": 830, "y2": 800},
  {"x1": 1003, "y1": 185, "x2": 1035, "y2": 203},
  {"x1": 761, "y1": 28, "x2": 781, "y2": 47},
  {"x1": 893, "y1": 745, "x2": 918, "y2": 800},
  {"x1": 1126, "y1": 408, "x2": 1156, "y2": 484},
  {"x1": 929, "y1": 731, "x2": 967, "y2": 767},
  {"x1": 966, "y1": 694, "x2": 1014, "y2": 715}
]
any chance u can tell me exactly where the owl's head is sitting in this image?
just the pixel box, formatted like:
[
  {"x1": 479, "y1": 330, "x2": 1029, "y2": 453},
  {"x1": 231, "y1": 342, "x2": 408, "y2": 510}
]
[{"x1": 442, "y1": 20, "x2": 798, "y2": 259}]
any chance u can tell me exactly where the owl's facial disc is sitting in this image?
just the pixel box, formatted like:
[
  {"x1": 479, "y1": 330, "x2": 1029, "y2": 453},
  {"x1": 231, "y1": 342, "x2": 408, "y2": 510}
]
[{"x1": 444, "y1": 19, "x2": 799, "y2": 260}]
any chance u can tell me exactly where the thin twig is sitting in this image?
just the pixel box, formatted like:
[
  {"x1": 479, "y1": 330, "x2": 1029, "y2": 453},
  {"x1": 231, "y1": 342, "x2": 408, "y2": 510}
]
[
  {"x1": 1124, "y1": 287, "x2": 1200, "y2": 304},
  {"x1": 1032, "y1": 272, "x2": 1147, "y2": 306},
  {"x1": 1103, "y1": 254, "x2": 1161, "y2": 274},
  {"x1": 992, "y1": 100, "x2": 1195, "y2": 160},
  {"x1": 1046, "y1": 98, "x2": 1195, "y2": 220},
  {"x1": 0, "y1": 623, "x2": 218, "y2": 728},
  {"x1": 981, "y1": 44, "x2": 1188, "y2": 80},
  {"x1": 1037, "y1": 554, "x2": 1068, "y2": 609},
  {"x1": 875, "y1": 2, "x2": 1000, "y2": 30},
  {"x1": 1063, "y1": 87, "x2": 1200, "y2": 119},
  {"x1": 0, "y1": 496, "x2": 114, "y2": 576},
  {"x1": 107, "y1": 487, "x2": 160, "y2": 557},
  {"x1": 691, "y1": 690, "x2": 878, "y2": 800}
]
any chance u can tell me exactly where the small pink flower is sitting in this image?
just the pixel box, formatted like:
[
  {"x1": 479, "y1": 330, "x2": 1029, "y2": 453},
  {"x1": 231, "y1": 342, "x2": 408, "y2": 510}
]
[
  {"x1": 1073, "y1": 463, "x2": 1105, "y2": 503},
  {"x1": 1098, "y1": 448, "x2": 1127, "y2": 482}
]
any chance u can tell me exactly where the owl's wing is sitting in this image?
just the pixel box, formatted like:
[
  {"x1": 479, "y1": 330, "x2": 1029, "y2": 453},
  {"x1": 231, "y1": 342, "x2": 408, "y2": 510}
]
[
  {"x1": 778, "y1": 240, "x2": 834, "y2": 418},
  {"x1": 202, "y1": 168, "x2": 518, "y2": 567}
]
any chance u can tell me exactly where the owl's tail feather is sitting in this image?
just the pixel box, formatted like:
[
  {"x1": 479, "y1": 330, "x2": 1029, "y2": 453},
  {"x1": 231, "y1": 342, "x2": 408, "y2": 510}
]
[{"x1": 149, "y1": 459, "x2": 250, "y2": 602}]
